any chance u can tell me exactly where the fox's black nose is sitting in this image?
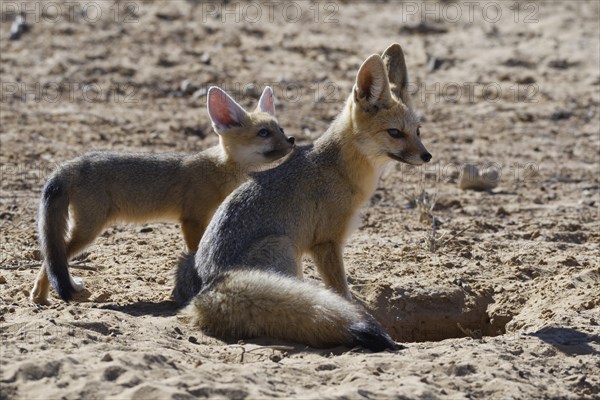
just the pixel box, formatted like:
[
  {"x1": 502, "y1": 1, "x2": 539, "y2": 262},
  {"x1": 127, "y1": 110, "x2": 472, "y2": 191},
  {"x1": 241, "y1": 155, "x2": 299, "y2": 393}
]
[
  {"x1": 287, "y1": 136, "x2": 295, "y2": 145},
  {"x1": 421, "y1": 152, "x2": 432, "y2": 163}
]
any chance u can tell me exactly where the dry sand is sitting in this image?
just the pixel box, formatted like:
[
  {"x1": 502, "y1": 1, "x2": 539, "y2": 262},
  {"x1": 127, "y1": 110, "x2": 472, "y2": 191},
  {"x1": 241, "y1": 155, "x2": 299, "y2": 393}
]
[{"x1": 1, "y1": 1, "x2": 599, "y2": 399}]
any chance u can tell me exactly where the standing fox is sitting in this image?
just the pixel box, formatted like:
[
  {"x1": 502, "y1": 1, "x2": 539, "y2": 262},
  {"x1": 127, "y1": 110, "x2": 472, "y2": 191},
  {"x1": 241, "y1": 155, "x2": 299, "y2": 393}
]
[
  {"x1": 174, "y1": 44, "x2": 432, "y2": 351},
  {"x1": 31, "y1": 86, "x2": 295, "y2": 305}
]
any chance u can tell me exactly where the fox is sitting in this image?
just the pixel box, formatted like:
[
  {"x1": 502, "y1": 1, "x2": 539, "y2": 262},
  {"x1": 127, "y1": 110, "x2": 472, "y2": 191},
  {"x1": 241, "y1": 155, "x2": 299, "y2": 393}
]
[
  {"x1": 173, "y1": 44, "x2": 432, "y2": 352},
  {"x1": 31, "y1": 86, "x2": 295, "y2": 305}
]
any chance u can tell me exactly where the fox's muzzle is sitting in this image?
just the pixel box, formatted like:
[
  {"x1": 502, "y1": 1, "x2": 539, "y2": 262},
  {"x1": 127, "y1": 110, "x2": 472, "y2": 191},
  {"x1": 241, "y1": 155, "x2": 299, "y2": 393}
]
[{"x1": 263, "y1": 137, "x2": 295, "y2": 160}]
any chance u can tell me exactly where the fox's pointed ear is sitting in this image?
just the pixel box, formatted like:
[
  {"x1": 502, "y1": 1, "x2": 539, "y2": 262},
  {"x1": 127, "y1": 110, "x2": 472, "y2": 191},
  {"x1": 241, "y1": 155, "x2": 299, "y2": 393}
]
[
  {"x1": 381, "y1": 43, "x2": 410, "y2": 104},
  {"x1": 257, "y1": 86, "x2": 276, "y2": 116},
  {"x1": 207, "y1": 86, "x2": 248, "y2": 132},
  {"x1": 354, "y1": 54, "x2": 391, "y2": 112}
]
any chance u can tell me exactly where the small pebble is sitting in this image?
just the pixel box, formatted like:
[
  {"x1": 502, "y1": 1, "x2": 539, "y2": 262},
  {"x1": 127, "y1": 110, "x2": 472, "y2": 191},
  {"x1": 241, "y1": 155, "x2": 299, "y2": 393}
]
[
  {"x1": 496, "y1": 207, "x2": 509, "y2": 217},
  {"x1": 30, "y1": 250, "x2": 41, "y2": 261},
  {"x1": 180, "y1": 79, "x2": 197, "y2": 95},
  {"x1": 459, "y1": 164, "x2": 499, "y2": 191},
  {"x1": 10, "y1": 14, "x2": 28, "y2": 40},
  {"x1": 243, "y1": 84, "x2": 260, "y2": 99},
  {"x1": 192, "y1": 88, "x2": 208, "y2": 98}
]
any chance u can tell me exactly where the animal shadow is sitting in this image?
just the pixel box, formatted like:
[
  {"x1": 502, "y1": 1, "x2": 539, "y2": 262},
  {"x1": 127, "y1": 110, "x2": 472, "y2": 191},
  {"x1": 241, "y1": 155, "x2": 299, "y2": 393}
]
[{"x1": 529, "y1": 327, "x2": 599, "y2": 355}]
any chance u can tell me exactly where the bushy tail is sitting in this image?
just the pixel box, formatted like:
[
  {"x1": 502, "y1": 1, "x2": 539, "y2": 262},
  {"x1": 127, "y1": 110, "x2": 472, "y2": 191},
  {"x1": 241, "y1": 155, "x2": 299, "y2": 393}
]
[
  {"x1": 38, "y1": 174, "x2": 75, "y2": 301},
  {"x1": 183, "y1": 269, "x2": 399, "y2": 352}
]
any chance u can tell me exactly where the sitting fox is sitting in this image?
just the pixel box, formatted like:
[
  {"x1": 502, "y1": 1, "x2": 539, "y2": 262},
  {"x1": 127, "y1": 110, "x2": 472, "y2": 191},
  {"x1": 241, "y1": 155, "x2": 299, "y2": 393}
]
[
  {"x1": 174, "y1": 44, "x2": 432, "y2": 351},
  {"x1": 31, "y1": 86, "x2": 295, "y2": 304}
]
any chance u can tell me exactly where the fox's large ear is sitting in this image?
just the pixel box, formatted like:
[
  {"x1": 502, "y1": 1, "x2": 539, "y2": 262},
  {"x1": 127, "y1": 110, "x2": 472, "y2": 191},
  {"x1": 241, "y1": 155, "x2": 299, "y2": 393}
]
[
  {"x1": 207, "y1": 86, "x2": 248, "y2": 132},
  {"x1": 257, "y1": 86, "x2": 276, "y2": 116},
  {"x1": 381, "y1": 43, "x2": 410, "y2": 104},
  {"x1": 354, "y1": 54, "x2": 391, "y2": 112}
]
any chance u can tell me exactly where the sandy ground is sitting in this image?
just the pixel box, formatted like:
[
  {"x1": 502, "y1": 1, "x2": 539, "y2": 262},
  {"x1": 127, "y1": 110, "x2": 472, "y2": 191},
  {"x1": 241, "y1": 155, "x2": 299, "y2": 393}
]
[{"x1": 1, "y1": 1, "x2": 599, "y2": 399}]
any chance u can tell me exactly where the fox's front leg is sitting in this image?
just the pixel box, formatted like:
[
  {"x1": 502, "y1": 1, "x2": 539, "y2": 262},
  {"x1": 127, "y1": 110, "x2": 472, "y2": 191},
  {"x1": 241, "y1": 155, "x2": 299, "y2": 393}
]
[{"x1": 310, "y1": 242, "x2": 351, "y2": 299}]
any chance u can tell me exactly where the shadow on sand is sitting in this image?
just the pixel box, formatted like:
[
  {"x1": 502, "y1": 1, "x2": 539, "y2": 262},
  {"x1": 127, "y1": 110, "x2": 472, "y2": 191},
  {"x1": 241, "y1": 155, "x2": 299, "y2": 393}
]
[
  {"x1": 529, "y1": 327, "x2": 599, "y2": 356},
  {"x1": 99, "y1": 300, "x2": 178, "y2": 317}
]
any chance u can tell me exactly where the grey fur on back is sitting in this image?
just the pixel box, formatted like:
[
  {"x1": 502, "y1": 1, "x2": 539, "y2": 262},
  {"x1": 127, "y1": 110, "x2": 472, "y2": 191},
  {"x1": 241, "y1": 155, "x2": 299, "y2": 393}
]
[
  {"x1": 200, "y1": 146, "x2": 315, "y2": 272},
  {"x1": 174, "y1": 142, "x2": 350, "y2": 305},
  {"x1": 59, "y1": 149, "x2": 241, "y2": 221}
]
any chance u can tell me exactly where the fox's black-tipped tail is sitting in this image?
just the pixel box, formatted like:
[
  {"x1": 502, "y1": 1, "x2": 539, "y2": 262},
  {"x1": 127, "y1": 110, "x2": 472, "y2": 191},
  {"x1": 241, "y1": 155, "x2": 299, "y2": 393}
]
[
  {"x1": 47, "y1": 264, "x2": 75, "y2": 302},
  {"x1": 183, "y1": 269, "x2": 401, "y2": 352},
  {"x1": 349, "y1": 320, "x2": 402, "y2": 352},
  {"x1": 38, "y1": 175, "x2": 75, "y2": 302}
]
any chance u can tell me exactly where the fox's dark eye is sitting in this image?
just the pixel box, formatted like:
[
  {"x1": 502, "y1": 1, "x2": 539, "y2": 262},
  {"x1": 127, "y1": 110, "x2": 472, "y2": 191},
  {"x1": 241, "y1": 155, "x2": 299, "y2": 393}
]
[
  {"x1": 257, "y1": 128, "x2": 270, "y2": 138},
  {"x1": 279, "y1": 127, "x2": 285, "y2": 134},
  {"x1": 387, "y1": 129, "x2": 405, "y2": 139},
  {"x1": 417, "y1": 128, "x2": 421, "y2": 137}
]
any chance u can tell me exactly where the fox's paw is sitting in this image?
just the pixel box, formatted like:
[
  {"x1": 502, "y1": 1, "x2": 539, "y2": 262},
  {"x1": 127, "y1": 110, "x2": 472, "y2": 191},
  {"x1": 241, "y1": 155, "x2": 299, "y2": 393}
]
[
  {"x1": 30, "y1": 280, "x2": 51, "y2": 306},
  {"x1": 30, "y1": 293, "x2": 52, "y2": 306},
  {"x1": 70, "y1": 276, "x2": 85, "y2": 292}
]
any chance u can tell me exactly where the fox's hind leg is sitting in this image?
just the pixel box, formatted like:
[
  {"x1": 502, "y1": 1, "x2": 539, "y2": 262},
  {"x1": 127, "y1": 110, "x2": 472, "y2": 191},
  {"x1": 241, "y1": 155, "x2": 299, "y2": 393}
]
[
  {"x1": 64, "y1": 210, "x2": 108, "y2": 293},
  {"x1": 31, "y1": 203, "x2": 105, "y2": 303},
  {"x1": 245, "y1": 235, "x2": 300, "y2": 276},
  {"x1": 31, "y1": 265, "x2": 51, "y2": 305}
]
